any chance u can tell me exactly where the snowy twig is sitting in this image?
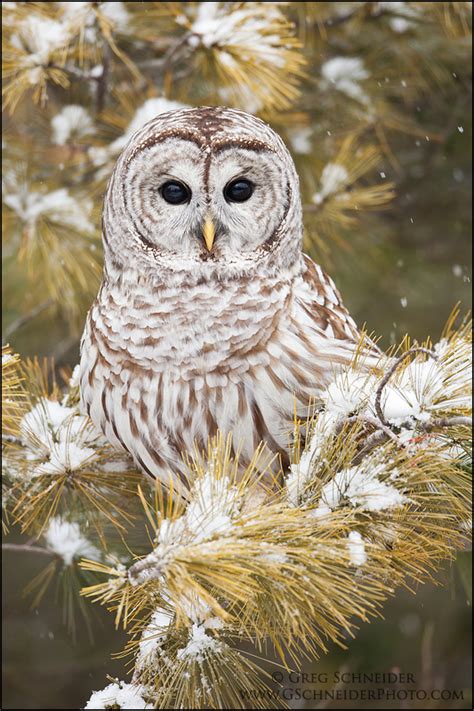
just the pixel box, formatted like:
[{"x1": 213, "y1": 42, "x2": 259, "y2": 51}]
[
  {"x1": 352, "y1": 415, "x2": 472, "y2": 464},
  {"x1": 352, "y1": 429, "x2": 398, "y2": 465},
  {"x1": 338, "y1": 414, "x2": 401, "y2": 444},
  {"x1": 374, "y1": 347, "x2": 438, "y2": 426},
  {"x1": 423, "y1": 416, "x2": 472, "y2": 431},
  {"x1": 340, "y1": 415, "x2": 404, "y2": 465},
  {"x1": 2, "y1": 542, "x2": 56, "y2": 557},
  {"x1": 335, "y1": 382, "x2": 470, "y2": 465},
  {"x1": 128, "y1": 555, "x2": 163, "y2": 585}
]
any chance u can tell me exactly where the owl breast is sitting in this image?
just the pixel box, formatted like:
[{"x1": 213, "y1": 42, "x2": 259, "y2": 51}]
[{"x1": 80, "y1": 270, "x2": 313, "y2": 492}]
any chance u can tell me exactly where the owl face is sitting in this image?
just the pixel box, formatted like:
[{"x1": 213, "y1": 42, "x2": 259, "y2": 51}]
[{"x1": 104, "y1": 107, "x2": 303, "y2": 278}]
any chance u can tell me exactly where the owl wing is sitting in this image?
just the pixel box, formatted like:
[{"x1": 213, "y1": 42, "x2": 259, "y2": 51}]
[{"x1": 294, "y1": 253, "x2": 382, "y2": 356}]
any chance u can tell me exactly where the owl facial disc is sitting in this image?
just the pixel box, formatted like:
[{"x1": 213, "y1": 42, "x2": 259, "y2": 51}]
[{"x1": 103, "y1": 106, "x2": 304, "y2": 278}]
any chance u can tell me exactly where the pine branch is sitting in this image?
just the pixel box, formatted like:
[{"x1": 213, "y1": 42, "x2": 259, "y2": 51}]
[
  {"x1": 374, "y1": 347, "x2": 438, "y2": 426},
  {"x1": 424, "y1": 416, "x2": 473, "y2": 431},
  {"x1": 2, "y1": 543, "x2": 56, "y2": 557}
]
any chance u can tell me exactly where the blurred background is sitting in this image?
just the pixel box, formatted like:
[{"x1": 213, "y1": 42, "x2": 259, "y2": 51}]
[{"x1": 2, "y1": 2, "x2": 472, "y2": 708}]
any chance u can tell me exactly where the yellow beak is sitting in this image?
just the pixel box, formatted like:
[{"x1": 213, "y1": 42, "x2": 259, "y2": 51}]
[{"x1": 202, "y1": 213, "x2": 215, "y2": 252}]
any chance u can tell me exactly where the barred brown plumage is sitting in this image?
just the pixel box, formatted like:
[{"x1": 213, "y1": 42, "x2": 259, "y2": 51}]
[{"x1": 80, "y1": 106, "x2": 379, "y2": 496}]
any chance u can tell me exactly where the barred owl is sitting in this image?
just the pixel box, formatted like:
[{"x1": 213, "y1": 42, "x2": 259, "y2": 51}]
[{"x1": 80, "y1": 107, "x2": 377, "y2": 496}]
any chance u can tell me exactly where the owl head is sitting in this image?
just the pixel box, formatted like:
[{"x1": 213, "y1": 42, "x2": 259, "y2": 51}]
[{"x1": 103, "y1": 107, "x2": 303, "y2": 281}]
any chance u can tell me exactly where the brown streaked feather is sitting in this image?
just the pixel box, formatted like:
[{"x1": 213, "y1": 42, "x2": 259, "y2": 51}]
[{"x1": 301, "y1": 254, "x2": 360, "y2": 340}]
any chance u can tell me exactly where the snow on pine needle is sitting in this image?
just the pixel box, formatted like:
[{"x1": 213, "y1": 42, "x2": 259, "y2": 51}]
[
  {"x1": 138, "y1": 624, "x2": 280, "y2": 710},
  {"x1": 51, "y1": 104, "x2": 96, "y2": 145},
  {"x1": 16, "y1": 509, "x2": 109, "y2": 642},
  {"x1": 123, "y1": 589, "x2": 272, "y2": 711},
  {"x1": 305, "y1": 134, "x2": 396, "y2": 250},
  {"x1": 43, "y1": 516, "x2": 102, "y2": 566},
  {"x1": 3, "y1": 7, "x2": 72, "y2": 110},
  {"x1": 320, "y1": 56, "x2": 371, "y2": 106},
  {"x1": 169, "y1": 1, "x2": 306, "y2": 113},
  {"x1": 78, "y1": 319, "x2": 470, "y2": 709},
  {"x1": 288, "y1": 320, "x2": 471, "y2": 481},
  {"x1": 2, "y1": 2, "x2": 138, "y2": 111},
  {"x1": 2, "y1": 346, "x2": 27, "y2": 438},
  {"x1": 2, "y1": 355, "x2": 142, "y2": 538},
  {"x1": 2, "y1": 166, "x2": 102, "y2": 320},
  {"x1": 311, "y1": 456, "x2": 409, "y2": 519},
  {"x1": 84, "y1": 680, "x2": 154, "y2": 710}
]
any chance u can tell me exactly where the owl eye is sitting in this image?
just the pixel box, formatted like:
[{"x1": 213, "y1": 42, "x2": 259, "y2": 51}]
[
  {"x1": 224, "y1": 178, "x2": 254, "y2": 203},
  {"x1": 160, "y1": 180, "x2": 191, "y2": 205}
]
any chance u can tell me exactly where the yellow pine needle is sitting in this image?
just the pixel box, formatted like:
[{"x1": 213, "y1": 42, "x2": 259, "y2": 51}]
[
  {"x1": 166, "y1": 1, "x2": 306, "y2": 113},
  {"x1": 22, "y1": 559, "x2": 58, "y2": 609},
  {"x1": 2, "y1": 346, "x2": 28, "y2": 435},
  {"x1": 304, "y1": 134, "x2": 397, "y2": 252},
  {"x1": 2, "y1": 2, "x2": 140, "y2": 112},
  {"x1": 4, "y1": 354, "x2": 143, "y2": 540},
  {"x1": 17, "y1": 218, "x2": 101, "y2": 321}
]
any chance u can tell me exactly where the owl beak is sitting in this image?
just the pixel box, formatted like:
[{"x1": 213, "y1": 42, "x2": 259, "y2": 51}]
[{"x1": 202, "y1": 213, "x2": 215, "y2": 252}]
